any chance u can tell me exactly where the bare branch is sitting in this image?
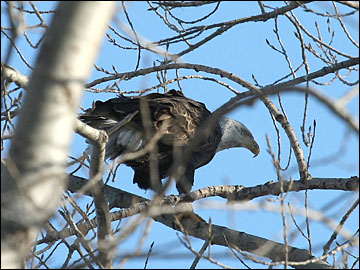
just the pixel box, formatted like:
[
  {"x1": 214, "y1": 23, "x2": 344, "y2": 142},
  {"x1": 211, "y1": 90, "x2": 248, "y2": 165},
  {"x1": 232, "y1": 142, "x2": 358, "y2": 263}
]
[{"x1": 65, "y1": 174, "x2": 341, "y2": 269}]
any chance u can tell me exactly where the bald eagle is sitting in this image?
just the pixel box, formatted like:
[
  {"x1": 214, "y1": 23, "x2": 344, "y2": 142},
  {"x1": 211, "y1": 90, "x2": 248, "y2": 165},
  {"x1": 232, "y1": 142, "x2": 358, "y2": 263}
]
[{"x1": 80, "y1": 90, "x2": 259, "y2": 194}]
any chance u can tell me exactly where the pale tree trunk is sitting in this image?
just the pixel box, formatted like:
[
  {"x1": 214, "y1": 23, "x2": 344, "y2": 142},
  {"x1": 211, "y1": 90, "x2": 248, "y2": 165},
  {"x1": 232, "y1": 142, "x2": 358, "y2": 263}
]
[{"x1": 1, "y1": 2, "x2": 115, "y2": 268}]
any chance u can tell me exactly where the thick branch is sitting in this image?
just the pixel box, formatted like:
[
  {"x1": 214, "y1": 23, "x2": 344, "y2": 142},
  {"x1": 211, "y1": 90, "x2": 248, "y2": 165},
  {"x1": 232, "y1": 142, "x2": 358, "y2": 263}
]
[
  {"x1": 1, "y1": 63, "x2": 29, "y2": 88},
  {"x1": 1, "y1": 2, "x2": 115, "y2": 268},
  {"x1": 89, "y1": 132, "x2": 112, "y2": 268},
  {"x1": 85, "y1": 58, "x2": 358, "y2": 89},
  {"x1": 180, "y1": 176, "x2": 359, "y2": 202},
  {"x1": 58, "y1": 175, "x2": 359, "y2": 268}
]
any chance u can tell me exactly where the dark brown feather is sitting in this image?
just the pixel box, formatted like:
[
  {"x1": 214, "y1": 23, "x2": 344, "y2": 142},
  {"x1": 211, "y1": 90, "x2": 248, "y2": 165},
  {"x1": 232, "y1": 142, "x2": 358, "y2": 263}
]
[{"x1": 80, "y1": 90, "x2": 222, "y2": 193}]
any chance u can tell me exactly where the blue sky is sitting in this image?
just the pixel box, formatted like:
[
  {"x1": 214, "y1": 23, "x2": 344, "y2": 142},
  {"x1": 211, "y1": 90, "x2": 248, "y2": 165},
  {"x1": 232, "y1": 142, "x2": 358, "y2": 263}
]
[{"x1": 1, "y1": 1, "x2": 359, "y2": 269}]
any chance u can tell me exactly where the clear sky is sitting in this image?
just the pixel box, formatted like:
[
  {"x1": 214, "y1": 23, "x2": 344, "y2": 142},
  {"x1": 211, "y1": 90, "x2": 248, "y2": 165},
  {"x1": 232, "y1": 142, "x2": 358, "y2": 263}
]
[{"x1": 1, "y1": 1, "x2": 359, "y2": 269}]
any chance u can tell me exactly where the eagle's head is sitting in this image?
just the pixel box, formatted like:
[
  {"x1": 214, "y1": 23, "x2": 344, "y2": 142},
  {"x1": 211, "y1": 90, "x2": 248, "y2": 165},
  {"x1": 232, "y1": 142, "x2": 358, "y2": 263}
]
[{"x1": 216, "y1": 117, "x2": 260, "y2": 157}]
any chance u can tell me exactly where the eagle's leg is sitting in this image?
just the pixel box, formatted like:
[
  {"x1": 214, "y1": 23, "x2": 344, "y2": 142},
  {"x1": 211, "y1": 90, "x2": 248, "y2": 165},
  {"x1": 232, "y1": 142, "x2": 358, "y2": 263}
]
[
  {"x1": 133, "y1": 169, "x2": 162, "y2": 192},
  {"x1": 175, "y1": 165, "x2": 195, "y2": 194}
]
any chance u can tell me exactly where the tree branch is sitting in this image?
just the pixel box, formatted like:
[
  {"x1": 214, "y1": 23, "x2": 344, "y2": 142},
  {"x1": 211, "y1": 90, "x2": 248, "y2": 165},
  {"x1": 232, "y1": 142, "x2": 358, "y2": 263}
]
[
  {"x1": 1, "y1": 2, "x2": 115, "y2": 268},
  {"x1": 57, "y1": 174, "x2": 359, "y2": 268}
]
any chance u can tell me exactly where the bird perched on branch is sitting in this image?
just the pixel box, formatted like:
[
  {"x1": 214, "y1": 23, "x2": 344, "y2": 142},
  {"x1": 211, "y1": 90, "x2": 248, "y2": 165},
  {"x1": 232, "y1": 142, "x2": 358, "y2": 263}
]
[{"x1": 80, "y1": 90, "x2": 259, "y2": 194}]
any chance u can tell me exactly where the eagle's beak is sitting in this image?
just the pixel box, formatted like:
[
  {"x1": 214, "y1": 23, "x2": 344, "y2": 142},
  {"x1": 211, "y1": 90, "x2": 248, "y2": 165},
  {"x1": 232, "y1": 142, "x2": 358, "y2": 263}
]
[{"x1": 250, "y1": 141, "x2": 260, "y2": 157}]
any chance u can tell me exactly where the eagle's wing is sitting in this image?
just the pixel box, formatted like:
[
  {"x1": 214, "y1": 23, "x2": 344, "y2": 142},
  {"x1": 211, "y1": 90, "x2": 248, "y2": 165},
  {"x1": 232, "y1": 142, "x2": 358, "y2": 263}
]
[
  {"x1": 82, "y1": 90, "x2": 213, "y2": 146},
  {"x1": 80, "y1": 90, "x2": 222, "y2": 193}
]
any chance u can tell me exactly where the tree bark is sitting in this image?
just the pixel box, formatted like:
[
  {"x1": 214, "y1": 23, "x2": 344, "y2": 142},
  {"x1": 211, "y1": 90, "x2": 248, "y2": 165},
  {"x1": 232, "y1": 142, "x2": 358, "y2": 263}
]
[{"x1": 1, "y1": 2, "x2": 115, "y2": 268}]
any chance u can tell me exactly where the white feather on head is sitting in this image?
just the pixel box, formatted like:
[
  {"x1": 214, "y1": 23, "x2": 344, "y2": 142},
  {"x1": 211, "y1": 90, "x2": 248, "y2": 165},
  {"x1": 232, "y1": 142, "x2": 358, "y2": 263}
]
[{"x1": 216, "y1": 117, "x2": 260, "y2": 157}]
